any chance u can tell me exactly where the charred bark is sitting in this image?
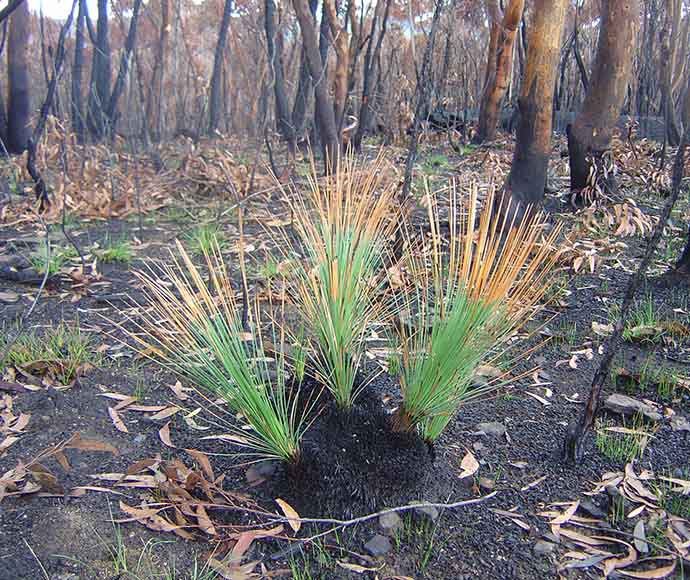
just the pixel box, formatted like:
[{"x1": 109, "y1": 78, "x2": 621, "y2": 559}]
[
  {"x1": 71, "y1": 0, "x2": 86, "y2": 143},
  {"x1": 353, "y1": 0, "x2": 392, "y2": 150},
  {"x1": 264, "y1": 0, "x2": 295, "y2": 148},
  {"x1": 292, "y1": 0, "x2": 339, "y2": 168},
  {"x1": 567, "y1": 0, "x2": 639, "y2": 201},
  {"x1": 105, "y1": 0, "x2": 143, "y2": 134},
  {"x1": 87, "y1": 0, "x2": 111, "y2": 139},
  {"x1": 208, "y1": 0, "x2": 233, "y2": 136},
  {"x1": 6, "y1": 0, "x2": 30, "y2": 153}
]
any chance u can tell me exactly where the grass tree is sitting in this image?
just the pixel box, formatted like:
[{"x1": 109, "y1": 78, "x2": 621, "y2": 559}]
[
  {"x1": 392, "y1": 184, "x2": 560, "y2": 442},
  {"x1": 128, "y1": 241, "x2": 310, "y2": 464},
  {"x1": 285, "y1": 154, "x2": 397, "y2": 409}
]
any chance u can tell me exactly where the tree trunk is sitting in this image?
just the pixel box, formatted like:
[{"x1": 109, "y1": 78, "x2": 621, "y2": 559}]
[
  {"x1": 147, "y1": 0, "x2": 171, "y2": 141},
  {"x1": 87, "y1": 0, "x2": 111, "y2": 139},
  {"x1": 71, "y1": 0, "x2": 86, "y2": 143},
  {"x1": 208, "y1": 0, "x2": 233, "y2": 136},
  {"x1": 674, "y1": 75, "x2": 690, "y2": 273},
  {"x1": 475, "y1": 0, "x2": 525, "y2": 143},
  {"x1": 290, "y1": 0, "x2": 317, "y2": 142},
  {"x1": 264, "y1": 0, "x2": 294, "y2": 147},
  {"x1": 353, "y1": 0, "x2": 392, "y2": 150},
  {"x1": 106, "y1": 0, "x2": 143, "y2": 134},
  {"x1": 292, "y1": 0, "x2": 339, "y2": 168},
  {"x1": 567, "y1": 0, "x2": 639, "y2": 198},
  {"x1": 504, "y1": 0, "x2": 567, "y2": 210},
  {"x1": 6, "y1": 0, "x2": 30, "y2": 153},
  {"x1": 323, "y1": 0, "x2": 349, "y2": 135}
]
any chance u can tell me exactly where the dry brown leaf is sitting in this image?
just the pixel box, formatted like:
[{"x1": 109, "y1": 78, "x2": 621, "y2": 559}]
[
  {"x1": 108, "y1": 407, "x2": 129, "y2": 433},
  {"x1": 521, "y1": 475, "x2": 547, "y2": 491},
  {"x1": 618, "y1": 559, "x2": 677, "y2": 578},
  {"x1": 65, "y1": 433, "x2": 119, "y2": 455},
  {"x1": 185, "y1": 449, "x2": 214, "y2": 481},
  {"x1": 336, "y1": 561, "x2": 383, "y2": 573},
  {"x1": 551, "y1": 501, "x2": 580, "y2": 526},
  {"x1": 169, "y1": 381, "x2": 190, "y2": 401},
  {"x1": 459, "y1": 450, "x2": 480, "y2": 479},
  {"x1": 276, "y1": 498, "x2": 301, "y2": 532},
  {"x1": 159, "y1": 422, "x2": 175, "y2": 448},
  {"x1": 0, "y1": 436, "x2": 19, "y2": 455},
  {"x1": 195, "y1": 504, "x2": 217, "y2": 535},
  {"x1": 208, "y1": 558, "x2": 259, "y2": 580},
  {"x1": 149, "y1": 406, "x2": 181, "y2": 421}
]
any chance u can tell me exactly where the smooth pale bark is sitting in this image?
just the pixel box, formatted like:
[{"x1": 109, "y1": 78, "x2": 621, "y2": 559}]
[
  {"x1": 475, "y1": 0, "x2": 525, "y2": 143},
  {"x1": 504, "y1": 0, "x2": 567, "y2": 210},
  {"x1": 292, "y1": 0, "x2": 339, "y2": 167},
  {"x1": 567, "y1": 0, "x2": 639, "y2": 194},
  {"x1": 6, "y1": 0, "x2": 31, "y2": 153}
]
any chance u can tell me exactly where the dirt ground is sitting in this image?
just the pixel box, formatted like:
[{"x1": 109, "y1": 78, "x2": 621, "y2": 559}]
[{"x1": 1, "y1": 135, "x2": 689, "y2": 580}]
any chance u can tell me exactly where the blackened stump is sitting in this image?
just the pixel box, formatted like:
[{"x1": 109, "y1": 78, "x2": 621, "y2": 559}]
[{"x1": 275, "y1": 385, "x2": 434, "y2": 518}]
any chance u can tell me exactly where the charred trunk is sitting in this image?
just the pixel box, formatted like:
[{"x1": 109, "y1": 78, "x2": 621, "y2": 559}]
[
  {"x1": 568, "y1": 0, "x2": 639, "y2": 202},
  {"x1": 6, "y1": 0, "x2": 30, "y2": 153},
  {"x1": 504, "y1": 0, "x2": 567, "y2": 212}
]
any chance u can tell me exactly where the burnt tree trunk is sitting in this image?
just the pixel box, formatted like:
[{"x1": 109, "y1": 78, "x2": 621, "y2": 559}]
[
  {"x1": 105, "y1": 0, "x2": 143, "y2": 135},
  {"x1": 290, "y1": 0, "x2": 317, "y2": 141},
  {"x1": 567, "y1": 0, "x2": 639, "y2": 199},
  {"x1": 146, "y1": 0, "x2": 171, "y2": 141},
  {"x1": 353, "y1": 0, "x2": 392, "y2": 150},
  {"x1": 208, "y1": 0, "x2": 233, "y2": 136},
  {"x1": 292, "y1": 0, "x2": 339, "y2": 168},
  {"x1": 504, "y1": 0, "x2": 567, "y2": 210},
  {"x1": 475, "y1": 0, "x2": 525, "y2": 143},
  {"x1": 87, "y1": 0, "x2": 111, "y2": 139},
  {"x1": 6, "y1": 0, "x2": 30, "y2": 153},
  {"x1": 264, "y1": 0, "x2": 295, "y2": 148},
  {"x1": 323, "y1": 0, "x2": 349, "y2": 136},
  {"x1": 71, "y1": 0, "x2": 86, "y2": 143}
]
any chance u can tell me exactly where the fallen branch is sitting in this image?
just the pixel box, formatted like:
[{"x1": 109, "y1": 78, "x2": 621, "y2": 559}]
[{"x1": 562, "y1": 129, "x2": 689, "y2": 462}]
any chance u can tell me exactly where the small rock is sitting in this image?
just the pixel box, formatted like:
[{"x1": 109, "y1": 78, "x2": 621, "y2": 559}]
[
  {"x1": 364, "y1": 534, "x2": 392, "y2": 557},
  {"x1": 605, "y1": 484, "x2": 620, "y2": 498},
  {"x1": 246, "y1": 461, "x2": 278, "y2": 485},
  {"x1": 472, "y1": 442, "x2": 485, "y2": 452},
  {"x1": 414, "y1": 505, "x2": 440, "y2": 522},
  {"x1": 604, "y1": 394, "x2": 662, "y2": 422},
  {"x1": 670, "y1": 415, "x2": 690, "y2": 432},
  {"x1": 133, "y1": 434, "x2": 146, "y2": 444},
  {"x1": 378, "y1": 512, "x2": 403, "y2": 535},
  {"x1": 478, "y1": 477, "x2": 495, "y2": 492},
  {"x1": 542, "y1": 532, "x2": 560, "y2": 544},
  {"x1": 579, "y1": 499, "x2": 607, "y2": 520},
  {"x1": 533, "y1": 540, "x2": 556, "y2": 556},
  {"x1": 475, "y1": 422, "x2": 506, "y2": 437}
]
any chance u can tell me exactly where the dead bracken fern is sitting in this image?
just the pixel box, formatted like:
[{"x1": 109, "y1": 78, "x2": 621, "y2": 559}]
[
  {"x1": 393, "y1": 183, "x2": 562, "y2": 441},
  {"x1": 124, "y1": 241, "x2": 310, "y2": 463},
  {"x1": 279, "y1": 152, "x2": 398, "y2": 409}
]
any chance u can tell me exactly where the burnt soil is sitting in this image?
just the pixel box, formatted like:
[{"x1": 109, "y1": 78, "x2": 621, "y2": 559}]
[{"x1": 1, "y1": 149, "x2": 690, "y2": 580}]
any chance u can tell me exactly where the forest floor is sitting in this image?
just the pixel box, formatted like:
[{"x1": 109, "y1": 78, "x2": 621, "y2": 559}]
[{"x1": 0, "y1": 131, "x2": 689, "y2": 580}]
